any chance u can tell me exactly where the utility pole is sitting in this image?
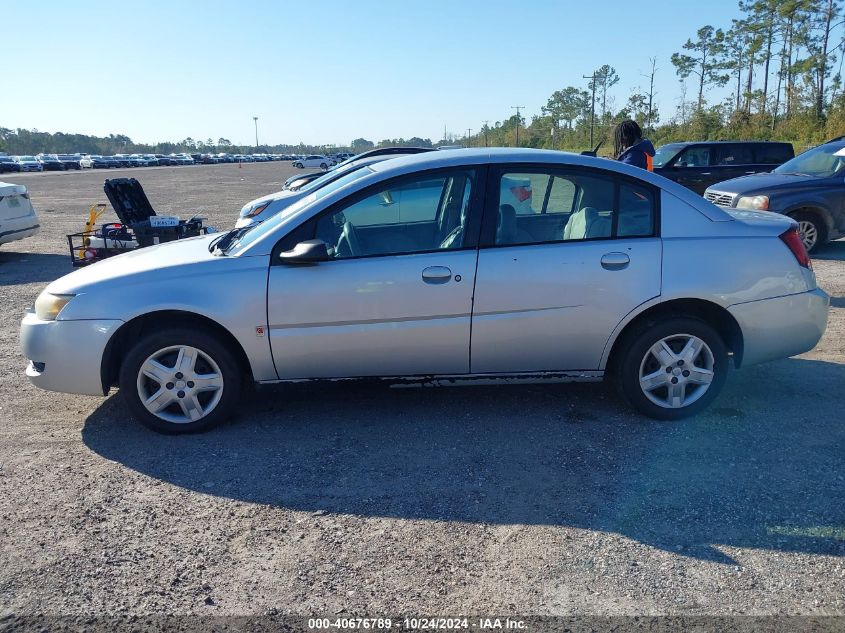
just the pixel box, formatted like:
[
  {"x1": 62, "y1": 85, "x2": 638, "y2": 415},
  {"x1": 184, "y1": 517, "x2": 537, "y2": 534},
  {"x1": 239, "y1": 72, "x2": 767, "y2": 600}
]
[
  {"x1": 582, "y1": 74, "x2": 598, "y2": 148},
  {"x1": 482, "y1": 120, "x2": 489, "y2": 147},
  {"x1": 511, "y1": 106, "x2": 524, "y2": 146},
  {"x1": 466, "y1": 128, "x2": 472, "y2": 147},
  {"x1": 253, "y1": 116, "x2": 259, "y2": 149}
]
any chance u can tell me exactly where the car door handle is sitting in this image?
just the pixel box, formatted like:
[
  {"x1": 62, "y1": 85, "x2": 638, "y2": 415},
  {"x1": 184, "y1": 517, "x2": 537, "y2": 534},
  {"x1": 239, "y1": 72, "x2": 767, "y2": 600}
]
[
  {"x1": 422, "y1": 266, "x2": 452, "y2": 284},
  {"x1": 700, "y1": 172, "x2": 711, "y2": 176},
  {"x1": 745, "y1": 171, "x2": 756, "y2": 174},
  {"x1": 600, "y1": 252, "x2": 630, "y2": 270}
]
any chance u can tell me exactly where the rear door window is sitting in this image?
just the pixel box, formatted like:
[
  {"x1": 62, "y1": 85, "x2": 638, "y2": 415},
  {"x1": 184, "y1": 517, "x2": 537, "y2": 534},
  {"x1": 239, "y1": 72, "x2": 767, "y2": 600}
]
[{"x1": 714, "y1": 144, "x2": 753, "y2": 166}]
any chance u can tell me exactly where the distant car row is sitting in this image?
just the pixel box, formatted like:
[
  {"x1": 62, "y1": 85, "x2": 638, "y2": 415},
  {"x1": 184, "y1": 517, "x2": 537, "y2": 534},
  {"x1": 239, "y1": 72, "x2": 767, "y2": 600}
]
[{"x1": 0, "y1": 152, "x2": 356, "y2": 173}]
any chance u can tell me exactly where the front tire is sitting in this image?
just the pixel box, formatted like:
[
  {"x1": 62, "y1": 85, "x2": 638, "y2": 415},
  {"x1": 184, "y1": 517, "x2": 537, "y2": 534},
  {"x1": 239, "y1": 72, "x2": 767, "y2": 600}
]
[
  {"x1": 118, "y1": 327, "x2": 242, "y2": 433},
  {"x1": 320, "y1": 163, "x2": 328, "y2": 170},
  {"x1": 614, "y1": 317, "x2": 728, "y2": 420},
  {"x1": 789, "y1": 210, "x2": 826, "y2": 253}
]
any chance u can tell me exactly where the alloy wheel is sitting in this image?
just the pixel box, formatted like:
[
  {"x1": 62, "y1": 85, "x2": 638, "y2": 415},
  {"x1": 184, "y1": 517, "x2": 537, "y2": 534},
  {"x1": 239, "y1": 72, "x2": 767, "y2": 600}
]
[
  {"x1": 796, "y1": 220, "x2": 818, "y2": 252},
  {"x1": 136, "y1": 344, "x2": 224, "y2": 424},
  {"x1": 638, "y1": 334, "x2": 715, "y2": 409}
]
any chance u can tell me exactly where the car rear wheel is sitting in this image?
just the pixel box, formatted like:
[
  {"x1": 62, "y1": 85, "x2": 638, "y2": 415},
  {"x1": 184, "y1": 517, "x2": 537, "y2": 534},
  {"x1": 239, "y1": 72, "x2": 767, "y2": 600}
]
[
  {"x1": 789, "y1": 210, "x2": 826, "y2": 253},
  {"x1": 119, "y1": 327, "x2": 242, "y2": 433},
  {"x1": 615, "y1": 317, "x2": 728, "y2": 420},
  {"x1": 320, "y1": 163, "x2": 328, "y2": 170}
]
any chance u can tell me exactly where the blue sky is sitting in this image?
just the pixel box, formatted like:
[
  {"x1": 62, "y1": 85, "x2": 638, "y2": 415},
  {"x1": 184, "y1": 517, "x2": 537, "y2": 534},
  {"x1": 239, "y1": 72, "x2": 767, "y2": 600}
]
[{"x1": 3, "y1": 0, "x2": 744, "y2": 146}]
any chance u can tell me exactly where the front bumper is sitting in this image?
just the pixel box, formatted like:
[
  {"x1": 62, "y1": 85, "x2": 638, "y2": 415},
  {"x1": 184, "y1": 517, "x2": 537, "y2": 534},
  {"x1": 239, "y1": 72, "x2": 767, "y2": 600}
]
[
  {"x1": 20, "y1": 312, "x2": 123, "y2": 396},
  {"x1": 728, "y1": 288, "x2": 830, "y2": 367}
]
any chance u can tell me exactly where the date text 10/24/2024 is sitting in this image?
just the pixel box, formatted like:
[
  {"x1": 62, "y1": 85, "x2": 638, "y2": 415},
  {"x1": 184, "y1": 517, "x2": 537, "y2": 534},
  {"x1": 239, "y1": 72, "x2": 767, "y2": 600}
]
[{"x1": 307, "y1": 618, "x2": 527, "y2": 630}]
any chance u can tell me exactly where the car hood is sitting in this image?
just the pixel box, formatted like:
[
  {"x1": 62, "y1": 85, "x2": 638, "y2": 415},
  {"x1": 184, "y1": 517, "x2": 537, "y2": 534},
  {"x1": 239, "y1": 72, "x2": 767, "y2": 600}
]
[
  {"x1": 242, "y1": 188, "x2": 298, "y2": 212},
  {"x1": 708, "y1": 172, "x2": 822, "y2": 194},
  {"x1": 47, "y1": 233, "x2": 235, "y2": 294}
]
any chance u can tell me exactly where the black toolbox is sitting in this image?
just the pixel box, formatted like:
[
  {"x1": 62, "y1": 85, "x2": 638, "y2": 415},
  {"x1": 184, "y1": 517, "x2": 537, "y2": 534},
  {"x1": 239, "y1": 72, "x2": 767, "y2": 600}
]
[{"x1": 103, "y1": 178, "x2": 204, "y2": 247}]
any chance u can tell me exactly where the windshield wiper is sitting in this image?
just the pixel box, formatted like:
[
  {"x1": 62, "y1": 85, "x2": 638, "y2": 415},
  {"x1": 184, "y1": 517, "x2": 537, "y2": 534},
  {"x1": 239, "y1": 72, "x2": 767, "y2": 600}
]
[{"x1": 209, "y1": 226, "x2": 252, "y2": 255}]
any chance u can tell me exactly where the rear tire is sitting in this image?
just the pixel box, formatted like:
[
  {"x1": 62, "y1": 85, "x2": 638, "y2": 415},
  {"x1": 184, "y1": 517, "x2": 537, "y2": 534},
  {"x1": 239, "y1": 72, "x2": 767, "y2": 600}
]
[
  {"x1": 118, "y1": 326, "x2": 242, "y2": 434},
  {"x1": 790, "y1": 210, "x2": 827, "y2": 253},
  {"x1": 614, "y1": 316, "x2": 728, "y2": 420}
]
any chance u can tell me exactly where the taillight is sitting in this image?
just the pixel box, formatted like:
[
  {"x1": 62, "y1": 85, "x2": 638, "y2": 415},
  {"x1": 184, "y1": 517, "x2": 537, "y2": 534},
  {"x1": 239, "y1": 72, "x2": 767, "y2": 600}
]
[{"x1": 779, "y1": 227, "x2": 812, "y2": 269}]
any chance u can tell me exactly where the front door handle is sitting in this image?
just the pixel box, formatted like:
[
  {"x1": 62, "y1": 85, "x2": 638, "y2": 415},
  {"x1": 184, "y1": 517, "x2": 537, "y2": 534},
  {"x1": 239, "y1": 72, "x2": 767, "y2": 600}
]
[
  {"x1": 422, "y1": 266, "x2": 452, "y2": 284},
  {"x1": 600, "y1": 252, "x2": 630, "y2": 271}
]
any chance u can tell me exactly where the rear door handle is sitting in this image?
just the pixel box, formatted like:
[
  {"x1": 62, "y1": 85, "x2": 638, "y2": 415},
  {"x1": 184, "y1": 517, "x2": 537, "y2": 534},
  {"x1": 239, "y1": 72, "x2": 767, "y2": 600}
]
[
  {"x1": 422, "y1": 266, "x2": 452, "y2": 284},
  {"x1": 600, "y1": 252, "x2": 630, "y2": 270}
]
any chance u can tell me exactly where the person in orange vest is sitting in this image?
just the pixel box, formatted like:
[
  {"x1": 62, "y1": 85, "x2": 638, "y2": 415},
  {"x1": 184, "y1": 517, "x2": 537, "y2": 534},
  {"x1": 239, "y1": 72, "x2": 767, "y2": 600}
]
[{"x1": 613, "y1": 119, "x2": 655, "y2": 171}]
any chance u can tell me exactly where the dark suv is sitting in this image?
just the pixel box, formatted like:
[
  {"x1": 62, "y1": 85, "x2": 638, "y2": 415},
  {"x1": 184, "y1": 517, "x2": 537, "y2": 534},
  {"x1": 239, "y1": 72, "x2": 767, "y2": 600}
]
[
  {"x1": 703, "y1": 138, "x2": 845, "y2": 252},
  {"x1": 653, "y1": 141, "x2": 794, "y2": 194}
]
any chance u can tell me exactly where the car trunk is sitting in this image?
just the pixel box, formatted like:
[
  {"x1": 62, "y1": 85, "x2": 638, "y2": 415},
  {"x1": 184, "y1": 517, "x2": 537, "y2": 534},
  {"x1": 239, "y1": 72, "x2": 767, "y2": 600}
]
[{"x1": 0, "y1": 182, "x2": 37, "y2": 221}]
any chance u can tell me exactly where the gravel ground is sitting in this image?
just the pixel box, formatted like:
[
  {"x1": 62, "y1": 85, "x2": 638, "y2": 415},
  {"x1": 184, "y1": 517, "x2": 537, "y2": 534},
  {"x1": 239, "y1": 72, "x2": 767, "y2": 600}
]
[{"x1": 0, "y1": 163, "x2": 843, "y2": 619}]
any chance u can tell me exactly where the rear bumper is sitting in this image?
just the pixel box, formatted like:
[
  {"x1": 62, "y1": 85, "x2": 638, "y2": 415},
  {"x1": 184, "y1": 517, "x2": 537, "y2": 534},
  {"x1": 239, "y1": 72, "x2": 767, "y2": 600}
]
[
  {"x1": 729, "y1": 288, "x2": 830, "y2": 367},
  {"x1": 20, "y1": 312, "x2": 123, "y2": 396},
  {"x1": 0, "y1": 216, "x2": 40, "y2": 245}
]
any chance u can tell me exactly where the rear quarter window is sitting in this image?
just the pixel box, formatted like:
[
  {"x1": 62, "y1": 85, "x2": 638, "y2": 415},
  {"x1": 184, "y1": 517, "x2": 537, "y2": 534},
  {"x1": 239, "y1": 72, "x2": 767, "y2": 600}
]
[{"x1": 754, "y1": 144, "x2": 794, "y2": 164}]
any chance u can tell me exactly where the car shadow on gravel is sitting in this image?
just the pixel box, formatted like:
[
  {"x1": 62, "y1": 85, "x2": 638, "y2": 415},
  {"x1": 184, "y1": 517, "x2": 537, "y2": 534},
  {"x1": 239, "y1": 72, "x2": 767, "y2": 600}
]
[
  {"x1": 814, "y1": 239, "x2": 845, "y2": 261},
  {"x1": 82, "y1": 358, "x2": 845, "y2": 565},
  {"x1": 0, "y1": 251, "x2": 70, "y2": 285}
]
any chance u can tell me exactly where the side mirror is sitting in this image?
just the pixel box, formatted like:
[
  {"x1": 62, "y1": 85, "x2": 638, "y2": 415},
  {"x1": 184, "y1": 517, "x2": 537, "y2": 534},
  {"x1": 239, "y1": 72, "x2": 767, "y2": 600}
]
[{"x1": 279, "y1": 239, "x2": 330, "y2": 264}]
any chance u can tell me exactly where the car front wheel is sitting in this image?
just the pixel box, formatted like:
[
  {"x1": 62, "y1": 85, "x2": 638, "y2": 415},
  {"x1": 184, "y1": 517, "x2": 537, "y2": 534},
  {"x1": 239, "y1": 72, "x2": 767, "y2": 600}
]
[
  {"x1": 615, "y1": 317, "x2": 728, "y2": 420},
  {"x1": 119, "y1": 327, "x2": 242, "y2": 433}
]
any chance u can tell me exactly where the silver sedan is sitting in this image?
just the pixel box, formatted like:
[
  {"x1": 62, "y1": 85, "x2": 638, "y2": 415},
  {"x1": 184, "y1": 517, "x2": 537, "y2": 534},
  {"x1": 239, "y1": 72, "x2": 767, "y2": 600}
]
[{"x1": 20, "y1": 149, "x2": 830, "y2": 433}]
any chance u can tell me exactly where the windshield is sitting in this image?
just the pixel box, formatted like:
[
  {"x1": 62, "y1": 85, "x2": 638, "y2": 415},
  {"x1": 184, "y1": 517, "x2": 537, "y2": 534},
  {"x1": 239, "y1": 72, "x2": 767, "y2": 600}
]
[
  {"x1": 773, "y1": 143, "x2": 845, "y2": 177},
  {"x1": 226, "y1": 166, "x2": 376, "y2": 255},
  {"x1": 296, "y1": 161, "x2": 362, "y2": 193},
  {"x1": 20, "y1": 156, "x2": 36, "y2": 161},
  {"x1": 653, "y1": 144, "x2": 682, "y2": 168}
]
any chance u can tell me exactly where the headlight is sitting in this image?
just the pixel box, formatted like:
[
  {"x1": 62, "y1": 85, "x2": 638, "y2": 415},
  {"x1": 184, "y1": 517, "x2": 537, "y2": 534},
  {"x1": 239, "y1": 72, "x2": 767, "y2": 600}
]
[
  {"x1": 240, "y1": 200, "x2": 273, "y2": 218},
  {"x1": 34, "y1": 292, "x2": 75, "y2": 321},
  {"x1": 736, "y1": 195, "x2": 769, "y2": 210}
]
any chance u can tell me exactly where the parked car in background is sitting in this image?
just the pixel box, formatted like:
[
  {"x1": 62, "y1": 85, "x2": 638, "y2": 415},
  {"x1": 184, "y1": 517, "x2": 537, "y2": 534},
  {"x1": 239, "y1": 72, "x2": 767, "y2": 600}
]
[
  {"x1": 292, "y1": 155, "x2": 335, "y2": 170},
  {"x1": 0, "y1": 156, "x2": 22, "y2": 173},
  {"x1": 15, "y1": 156, "x2": 43, "y2": 172},
  {"x1": 0, "y1": 181, "x2": 40, "y2": 246},
  {"x1": 652, "y1": 141, "x2": 794, "y2": 194},
  {"x1": 79, "y1": 155, "x2": 94, "y2": 169},
  {"x1": 20, "y1": 148, "x2": 829, "y2": 433},
  {"x1": 88, "y1": 156, "x2": 110, "y2": 169},
  {"x1": 704, "y1": 137, "x2": 845, "y2": 252},
  {"x1": 57, "y1": 155, "x2": 83, "y2": 170},
  {"x1": 38, "y1": 154, "x2": 66, "y2": 171},
  {"x1": 170, "y1": 154, "x2": 194, "y2": 165},
  {"x1": 238, "y1": 148, "x2": 436, "y2": 227},
  {"x1": 280, "y1": 147, "x2": 435, "y2": 191}
]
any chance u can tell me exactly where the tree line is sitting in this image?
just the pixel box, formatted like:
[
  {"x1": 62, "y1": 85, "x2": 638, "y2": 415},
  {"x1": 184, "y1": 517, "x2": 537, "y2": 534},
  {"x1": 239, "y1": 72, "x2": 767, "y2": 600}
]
[{"x1": 465, "y1": 0, "x2": 845, "y2": 153}]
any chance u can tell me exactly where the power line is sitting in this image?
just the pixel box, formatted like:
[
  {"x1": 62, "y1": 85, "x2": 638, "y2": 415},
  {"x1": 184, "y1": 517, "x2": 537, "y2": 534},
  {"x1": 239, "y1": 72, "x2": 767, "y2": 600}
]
[{"x1": 511, "y1": 106, "x2": 525, "y2": 146}]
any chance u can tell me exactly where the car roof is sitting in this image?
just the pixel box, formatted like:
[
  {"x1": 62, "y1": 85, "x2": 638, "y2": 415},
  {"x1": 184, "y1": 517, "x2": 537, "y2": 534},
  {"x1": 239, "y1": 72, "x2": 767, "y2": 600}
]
[{"x1": 667, "y1": 140, "x2": 791, "y2": 146}]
